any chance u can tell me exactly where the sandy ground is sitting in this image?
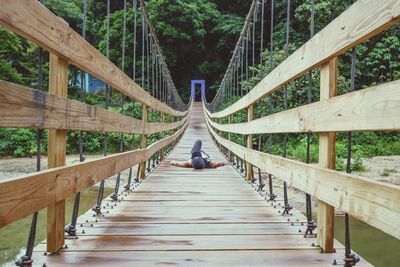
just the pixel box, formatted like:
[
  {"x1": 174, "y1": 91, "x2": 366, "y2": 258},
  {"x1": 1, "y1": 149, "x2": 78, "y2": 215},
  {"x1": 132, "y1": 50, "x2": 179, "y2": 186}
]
[{"x1": 0, "y1": 155, "x2": 399, "y2": 213}]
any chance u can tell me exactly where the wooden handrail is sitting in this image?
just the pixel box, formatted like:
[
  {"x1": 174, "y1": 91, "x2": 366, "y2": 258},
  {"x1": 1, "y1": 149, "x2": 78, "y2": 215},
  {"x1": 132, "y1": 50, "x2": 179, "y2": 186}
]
[
  {"x1": 0, "y1": 0, "x2": 189, "y2": 116},
  {"x1": 0, "y1": 112, "x2": 190, "y2": 228},
  {"x1": 0, "y1": 80, "x2": 190, "y2": 135},
  {"x1": 204, "y1": 109, "x2": 400, "y2": 240},
  {"x1": 208, "y1": 0, "x2": 400, "y2": 118},
  {"x1": 205, "y1": 80, "x2": 400, "y2": 135}
]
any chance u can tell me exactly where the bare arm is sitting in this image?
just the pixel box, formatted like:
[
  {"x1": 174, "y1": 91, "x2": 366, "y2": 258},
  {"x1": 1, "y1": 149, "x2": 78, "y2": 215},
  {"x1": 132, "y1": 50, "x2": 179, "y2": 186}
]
[
  {"x1": 170, "y1": 160, "x2": 193, "y2": 168},
  {"x1": 208, "y1": 161, "x2": 227, "y2": 168}
]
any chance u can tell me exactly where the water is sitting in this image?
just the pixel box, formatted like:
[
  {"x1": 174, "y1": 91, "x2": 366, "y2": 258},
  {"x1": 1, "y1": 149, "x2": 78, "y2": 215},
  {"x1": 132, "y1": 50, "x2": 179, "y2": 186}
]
[
  {"x1": 1, "y1": 193, "x2": 399, "y2": 266},
  {"x1": 0, "y1": 186, "x2": 113, "y2": 266},
  {"x1": 334, "y1": 215, "x2": 400, "y2": 267}
]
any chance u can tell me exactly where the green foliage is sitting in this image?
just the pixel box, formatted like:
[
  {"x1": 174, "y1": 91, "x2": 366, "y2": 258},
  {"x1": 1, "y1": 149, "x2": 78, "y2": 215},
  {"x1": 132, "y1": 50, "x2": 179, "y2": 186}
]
[
  {"x1": 381, "y1": 168, "x2": 397, "y2": 177},
  {"x1": 0, "y1": 129, "x2": 38, "y2": 157}
]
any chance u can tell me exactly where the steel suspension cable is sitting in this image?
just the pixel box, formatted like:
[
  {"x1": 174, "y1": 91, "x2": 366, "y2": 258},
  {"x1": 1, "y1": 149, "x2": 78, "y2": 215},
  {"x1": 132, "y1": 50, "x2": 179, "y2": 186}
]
[
  {"x1": 281, "y1": 0, "x2": 293, "y2": 216},
  {"x1": 304, "y1": 0, "x2": 317, "y2": 237},
  {"x1": 111, "y1": 0, "x2": 127, "y2": 201},
  {"x1": 67, "y1": 0, "x2": 88, "y2": 236},
  {"x1": 127, "y1": 0, "x2": 138, "y2": 190},
  {"x1": 16, "y1": 1, "x2": 45, "y2": 265},
  {"x1": 267, "y1": 0, "x2": 276, "y2": 202},
  {"x1": 94, "y1": 0, "x2": 110, "y2": 214}
]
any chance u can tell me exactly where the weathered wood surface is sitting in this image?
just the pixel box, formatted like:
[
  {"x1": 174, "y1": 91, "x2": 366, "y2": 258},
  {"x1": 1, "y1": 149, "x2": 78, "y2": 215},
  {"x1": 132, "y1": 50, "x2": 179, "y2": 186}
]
[
  {"x1": 210, "y1": 0, "x2": 400, "y2": 118},
  {"x1": 0, "y1": 114, "x2": 189, "y2": 228},
  {"x1": 205, "y1": 111, "x2": 400, "y2": 240},
  {"x1": 0, "y1": 0, "x2": 188, "y2": 116},
  {"x1": 0, "y1": 80, "x2": 188, "y2": 134},
  {"x1": 31, "y1": 103, "x2": 371, "y2": 266},
  {"x1": 207, "y1": 79, "x2": 400, "y2": 134}
]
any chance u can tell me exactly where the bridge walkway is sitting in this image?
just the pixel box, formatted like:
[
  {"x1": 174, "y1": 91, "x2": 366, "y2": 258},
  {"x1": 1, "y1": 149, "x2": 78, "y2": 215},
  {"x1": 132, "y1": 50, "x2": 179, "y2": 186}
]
[{"x1": 30, "y1": 102, "x2": 371, "y2": 266}]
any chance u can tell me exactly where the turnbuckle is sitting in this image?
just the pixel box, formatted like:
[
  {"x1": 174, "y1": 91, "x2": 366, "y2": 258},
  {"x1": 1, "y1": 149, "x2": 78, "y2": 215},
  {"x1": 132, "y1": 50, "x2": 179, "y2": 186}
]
[
  {"x1": 304, "y1": 220, "x2": 317, "y2": 238},
  {"x1": 333, "y1": 254, "x2": 360, "y2": 266},
  {"x1": 91, "y1": 204, "x2": 101, "y2": 215},
  {"x1": 282, "y1": 203, "x2": 293, "y2": 215},
  {"x1": 64, "y1": 224, "x2": 77, "y2": 237},
  {"x1": 15, "y1": 255, "x2": 33, "y2": 267},
  {"x1": 268, "y1": 193, "x2": 277, "y2": 201},
  {"x1": 110, "y1": 193, "x2": 118, "y2": 201},
  {"x1": 257, "y1": 183, "x2": 265, "y2": 192}
]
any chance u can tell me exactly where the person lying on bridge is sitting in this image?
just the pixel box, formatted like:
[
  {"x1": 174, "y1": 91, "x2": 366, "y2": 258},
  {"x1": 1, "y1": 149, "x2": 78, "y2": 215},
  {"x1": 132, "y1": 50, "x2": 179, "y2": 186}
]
[{"x1": 170, "y1": 140, "x2": 226, "y2": 169}]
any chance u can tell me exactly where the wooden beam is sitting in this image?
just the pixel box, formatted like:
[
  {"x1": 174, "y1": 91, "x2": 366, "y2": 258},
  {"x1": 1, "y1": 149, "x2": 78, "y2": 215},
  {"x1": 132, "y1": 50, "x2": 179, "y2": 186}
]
[
  {"x1": 0, "y1": 80, "x2": 189, "y2": 135},
  {"x1": 0, "y1": 118, "x2": 189, "y2": 228},
  {"x1": 206, "y1": 79, "x2": 400, "y2": 135},
  {"x1": 0, "y1": 0, "x2": 189, "y2": 117},
  {"x1": 47, "y1": 54, "x2": 68, "y2": 253},
  {"x1": 246, "y1": 105, "x2": 254, "y2": 181},
  {"x1": 139, "y1": 105, "x2": 148, "y2": 180},
  {"x1": 316, "y1": 58, "x2": 338, "y2": 253},
  {"x1": 227, "y1": 115, "x2": 232, "y2": 162},
  {"x1": 204, "y1": 117, "x2": 400, "y2": 240},
  {"x1": 160, "y1": 113, "x2": 165, "y2": 160},
  {"x1": 208, "y1": 0, "x2": 400, "y2": 119}
]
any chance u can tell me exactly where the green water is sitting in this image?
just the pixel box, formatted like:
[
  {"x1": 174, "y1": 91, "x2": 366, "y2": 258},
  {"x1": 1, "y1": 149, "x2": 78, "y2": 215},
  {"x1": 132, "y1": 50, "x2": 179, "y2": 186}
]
[
  {"x1": 334, "y1": 216, "x2": 400, "y2": 267},
  {"x1": 0, "y1": 187, "x2": 113, "y2": 266},
  {"x1": 1, "y1": 194, "x2": 399, "y2": 266}
]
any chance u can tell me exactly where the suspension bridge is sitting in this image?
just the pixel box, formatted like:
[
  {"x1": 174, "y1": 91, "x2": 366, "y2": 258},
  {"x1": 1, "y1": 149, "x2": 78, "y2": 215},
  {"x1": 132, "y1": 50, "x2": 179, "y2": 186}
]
[{"x1": 0, "y1": 0, "x2": 399, "y2": 266}]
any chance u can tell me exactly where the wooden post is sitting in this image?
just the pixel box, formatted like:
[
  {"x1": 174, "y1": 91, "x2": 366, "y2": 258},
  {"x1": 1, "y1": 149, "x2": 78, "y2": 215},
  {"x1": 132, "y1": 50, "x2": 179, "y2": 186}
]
[
  {"x1": 246, "y1": 104, "x2": 254, "y2": 181},
  {"x1": 47, "y1": 54, "x2": 68, "y2": 253},
  {"x1": 160, "y1": 112, "x2": 165, "y2": 160},
  {"x1": 317, "y1": 57, "x2": 338, "y2": 253},
  {"x1": 139, "y1": 104, "x2": 148, "y2": 179},
  {"x1": 227, "y1": 115, "x2": 232, "y2": 162}
]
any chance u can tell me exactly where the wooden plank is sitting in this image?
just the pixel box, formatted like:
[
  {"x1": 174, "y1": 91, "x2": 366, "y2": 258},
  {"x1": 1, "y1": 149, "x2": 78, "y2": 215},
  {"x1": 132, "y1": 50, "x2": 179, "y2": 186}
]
[
  {"x1": 0, "y1": 80, "x2": 189, "y2": 134},
  {"x1": 0, "y1": 119, "x2": 189, "y2": 228},
  {"x1": 246, "y1": 104, "x2": 254, "y2": 181},
  {"x1": 76, "y1": 223, "x2": 304, "y2": 236},
  {"x1": 31, "y1": 249, "x2": 372, "y2": 267},
  {"x1": 35, "y1": 235, "x2": 318, "y2": 251},
  {"x1": 205, "y1": 116, "x2": 400, "y2": 240},
  {"x1": 140, "y1": 105, "x2": 148, "y2": 179},
  {"x1": 0, "y1": 0, "x2": 189, "y2": 116},
  {"x1": 227, "y1": 115, "x2": 232, "y2": 161},
  {"x1": 316, "y1": 58, "x2": 338, "y2": 253},
  {"x1": 47, "y1": 54, "x2": 68, "y2": 253},
  {"x1": 206, "y1": 79, "x2": 400, "y2": 134},
  {"x1": 209, "y1": 0, "x2": 400, "y2": 119}
]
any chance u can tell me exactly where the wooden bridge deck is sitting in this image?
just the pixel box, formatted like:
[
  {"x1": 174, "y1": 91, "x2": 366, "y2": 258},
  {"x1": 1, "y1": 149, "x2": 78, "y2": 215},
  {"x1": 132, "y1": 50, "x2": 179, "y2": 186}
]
[{"x1": 31, "y1": 103, "x2": 371, "y2": 266}]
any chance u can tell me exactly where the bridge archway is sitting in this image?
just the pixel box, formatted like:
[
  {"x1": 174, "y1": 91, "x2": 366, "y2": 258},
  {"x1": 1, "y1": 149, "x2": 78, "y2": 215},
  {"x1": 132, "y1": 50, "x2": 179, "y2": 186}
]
[{"x1": 191, "y1": 80, "x2": 205, "y2": 102}]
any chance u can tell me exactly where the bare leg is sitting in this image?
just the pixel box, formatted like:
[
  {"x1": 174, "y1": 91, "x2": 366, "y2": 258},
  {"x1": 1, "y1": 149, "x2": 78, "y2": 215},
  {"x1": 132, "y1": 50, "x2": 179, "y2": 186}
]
[
  {"x1": 208, "y1": 161, "x2": 227, "y2": 168},
  {"x1": 171, "y1": 160, "x2": 193, "y2": 168}
]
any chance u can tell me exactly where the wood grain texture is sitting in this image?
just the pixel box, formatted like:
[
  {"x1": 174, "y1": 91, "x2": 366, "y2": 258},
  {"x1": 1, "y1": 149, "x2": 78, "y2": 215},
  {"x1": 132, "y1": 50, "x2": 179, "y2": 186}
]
[
  {"x1": 0, "y1": 0, "x2": 189, "y2": 116},
  {"x1": 0, "y1": 80, "x2": 188, "y2": 134},
  {"x1": 206, "y1": 79, "x2": 400, "y2": 134},
  {"x1": 204, "y1": 110, "x2": 400, "y2": 240},
  {"x1": 209, "y1": 0, "x2": 400, "y2": 119},
  {"x1": 246, "y1": 105, "x2": 254, "y2": 181},
  {"x1": 47, "y1": 54, "x2": 68, "y2": 252},
  {"x1": 316, "y1": 58, "x2": 338, "y2": 253},
  {"x1": 29, "y1": 103, "x2": 372, "y2": 266},
  {"x1": 0, "y1": 115, "x2": 189, "y2": 228}
]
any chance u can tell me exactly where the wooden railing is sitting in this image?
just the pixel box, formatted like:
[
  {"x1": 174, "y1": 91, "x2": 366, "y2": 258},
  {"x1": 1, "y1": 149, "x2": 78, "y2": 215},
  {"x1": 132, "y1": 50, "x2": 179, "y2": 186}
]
[
  {"x1": 204, "y1": 0, "x2": 400, "y2": 253},
  {"x1": 0, "y1": 0, "x2": 191, "y2": 253}
]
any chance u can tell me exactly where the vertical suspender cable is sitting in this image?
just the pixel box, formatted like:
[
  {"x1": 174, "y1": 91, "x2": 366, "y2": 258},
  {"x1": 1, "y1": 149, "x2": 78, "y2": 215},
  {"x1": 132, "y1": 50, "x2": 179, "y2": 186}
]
[
  {"x1": 304, "y1": 0, "x2": 316, "y2": 237},
  {"x1": 267, "y1": 0, "x2": 276, "y2": 201},
  {"x1": 252, "y1": 5, "x2": 256, "y2": 78},
  {"x1": 282, "y1": 0, "x2": 292, "y2": 215},
  {"x1": 112, "y1": 0, "x2": 127, "y2": 201},
  {"x1": 127, "y1": 0, "x2": 138, "y2": 188},
  {"x1": 340, "y1": 47, "x2": 359, "y2": 267},
  {"x1": 16, "y1": 1, "x2": 45, "y2": 265},
  {"x1": 67, "y1": 0, "x2": 87, "y2": 235},
  {"x1": 94, "y1": 0, "x2": 110, "y2": 214}
]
